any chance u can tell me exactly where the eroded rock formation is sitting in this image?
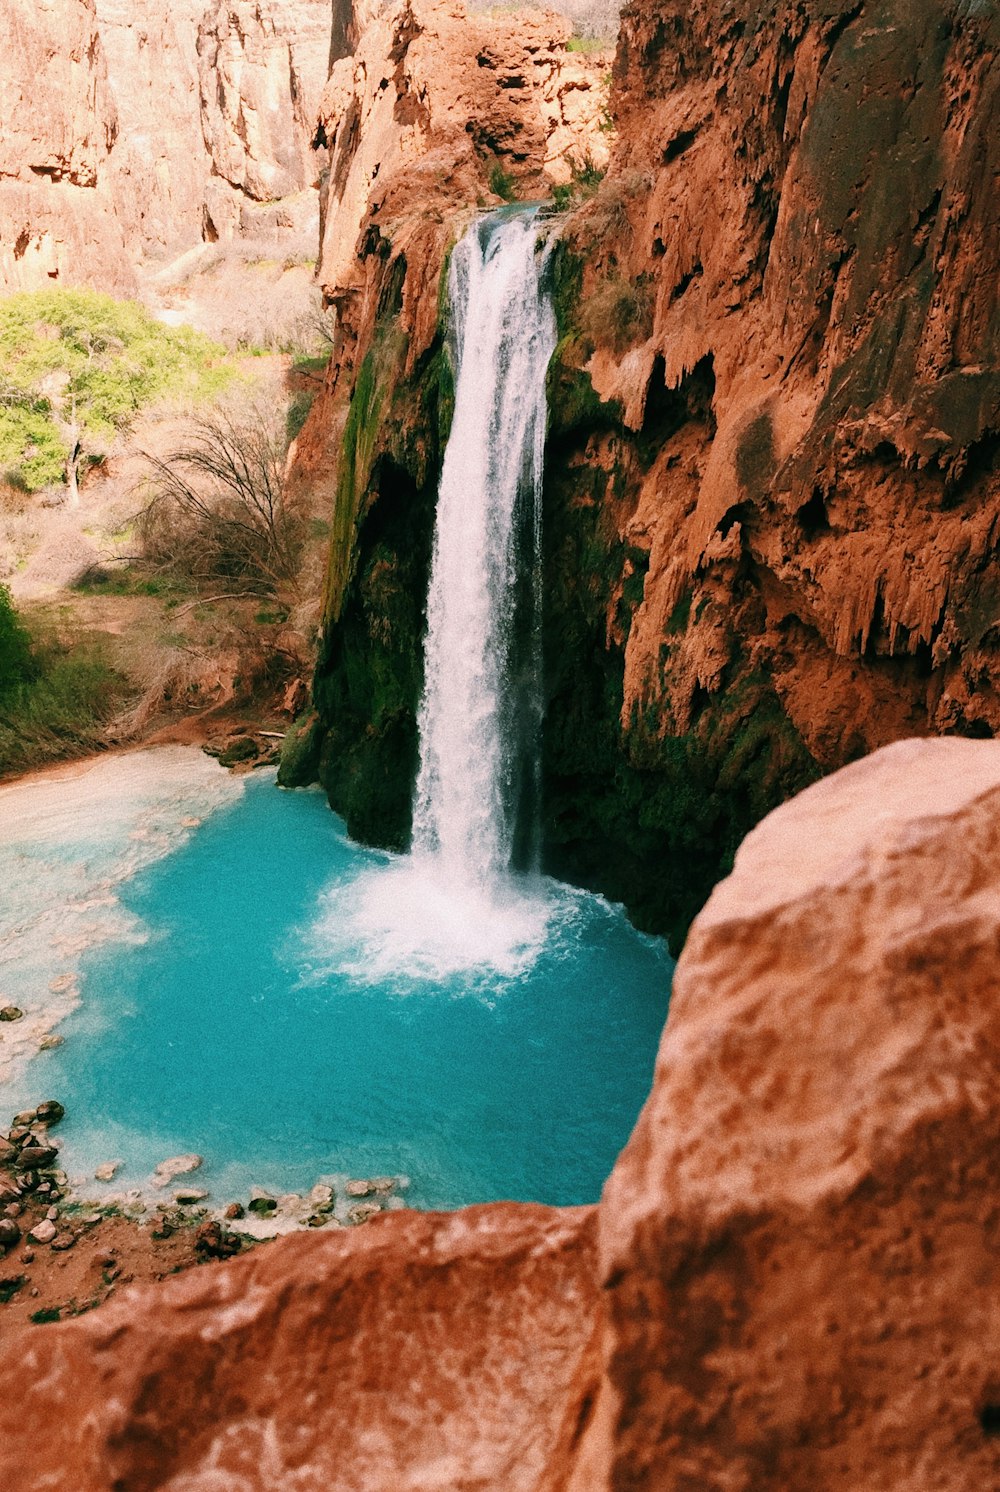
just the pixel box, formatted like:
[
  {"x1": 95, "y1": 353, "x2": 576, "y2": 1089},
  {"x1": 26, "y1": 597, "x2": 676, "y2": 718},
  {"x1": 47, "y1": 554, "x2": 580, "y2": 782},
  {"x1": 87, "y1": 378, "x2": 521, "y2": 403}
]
[
  {"x1": 542, "y1": 0, "x2": 1000, "y2": 935},
  {"x1": 0, "y1": 0, "x2": 337, "y2": 290},
  {"x1": 0, "y1": 0, "x2": 136, "y2": 292},
  {"x1": 5, "y1": 738, "x2": 1000, "y2": 1489}
]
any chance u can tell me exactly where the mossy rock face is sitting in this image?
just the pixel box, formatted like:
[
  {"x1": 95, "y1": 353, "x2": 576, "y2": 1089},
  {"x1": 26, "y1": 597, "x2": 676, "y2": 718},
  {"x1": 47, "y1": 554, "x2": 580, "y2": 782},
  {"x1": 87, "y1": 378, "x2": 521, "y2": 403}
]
[{"x1": 277, "y1": 711, "x2": 324, "y2": 789}]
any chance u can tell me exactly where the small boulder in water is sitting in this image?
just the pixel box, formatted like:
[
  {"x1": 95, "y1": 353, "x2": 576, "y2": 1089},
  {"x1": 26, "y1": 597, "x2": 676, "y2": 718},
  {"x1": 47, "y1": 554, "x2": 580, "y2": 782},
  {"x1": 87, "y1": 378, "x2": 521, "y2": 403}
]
[
  {"x1": 11, "y1": 1111, "x2": 36, "y2": 1128},
  {"x1": 94, "y1": 1161, "x2": 120, "y2": 1182},
  {"x1": 152, "y1": 1154, "x2": 203, "y2": 1187},
  {"x1": 308, "y1": 1183, "x2": 334, "y2": 1211},
  {"x1": 370, "y1": 1177, "x2": 396, "y2": 1195},
  {"x1": 0, "y1": 1008, "x2": 23, "y2": 1022},
  {"x1": 34, "y1": 1101, "x2": 64, "y2": 1126},
  {"x1": 347, "y1": 1202, "x2": 381, "y2": 1225},
  {"x1": 174, "y1": 1188, "x2": 208, "y2": 1206},
  {"x1": 247, "y1": 1194, "x2": 277, "y2": 1216},
  {"x1": 346, "y1": 1179, "x2": 374, "y2": 1197},
  {"x1": 39, "y1": 1036, "x2": 64, "y2": 1051},
  {"x1": 224, "y1": 1202, "x2": 245, "y2": 1220}
]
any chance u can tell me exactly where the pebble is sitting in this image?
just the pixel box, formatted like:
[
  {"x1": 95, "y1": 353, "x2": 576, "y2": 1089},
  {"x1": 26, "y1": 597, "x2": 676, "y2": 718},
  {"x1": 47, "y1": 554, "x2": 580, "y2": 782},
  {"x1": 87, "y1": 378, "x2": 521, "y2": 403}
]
[
  {"x1": 94, "y1": 1162, "x2": 121, "y2": 1182},
  {"x1": 28, "y1": 1220, "x2": 56, "y2": 1245},
  {"x1": 45, "y1": 1206, "x2": 58, "y2": 1222},
  {"x1": 20, "y1": 1249, "x2": 34, "y2": 1264},
  {"x1": 51, "y1": 1234, "x2": 76, "y2": 1252}
]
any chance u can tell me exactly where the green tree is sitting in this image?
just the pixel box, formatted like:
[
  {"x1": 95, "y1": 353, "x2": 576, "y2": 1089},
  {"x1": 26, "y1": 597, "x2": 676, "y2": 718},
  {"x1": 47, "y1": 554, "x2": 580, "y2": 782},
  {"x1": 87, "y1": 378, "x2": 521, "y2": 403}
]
[
  {"x1": 0, "y1": 584, "x2": 35, "y2": 698},
  {"x1": 0, "y1": 289, "x2": 235, "y2": 501}
]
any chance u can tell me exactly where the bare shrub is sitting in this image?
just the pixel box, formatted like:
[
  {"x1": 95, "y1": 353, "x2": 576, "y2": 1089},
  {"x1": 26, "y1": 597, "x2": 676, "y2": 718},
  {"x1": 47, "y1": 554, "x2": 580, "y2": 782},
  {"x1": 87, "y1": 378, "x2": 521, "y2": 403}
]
[
  {"x1": 579, "y1": 275, "x2": 655, "y2": 354},
  {"x1": 136, "y1": 403, "x2": 306, "y2": 599}
]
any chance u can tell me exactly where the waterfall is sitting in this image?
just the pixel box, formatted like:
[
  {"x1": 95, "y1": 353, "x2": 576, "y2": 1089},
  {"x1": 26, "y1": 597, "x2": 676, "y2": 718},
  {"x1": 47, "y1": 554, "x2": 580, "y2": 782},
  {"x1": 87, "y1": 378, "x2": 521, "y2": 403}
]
[
  {"x1": 315, "y1": 208, "x2": 558, "y2": 983},
  {"x1": 412, "y1": 209, "x2": 556, "y2": 888}
]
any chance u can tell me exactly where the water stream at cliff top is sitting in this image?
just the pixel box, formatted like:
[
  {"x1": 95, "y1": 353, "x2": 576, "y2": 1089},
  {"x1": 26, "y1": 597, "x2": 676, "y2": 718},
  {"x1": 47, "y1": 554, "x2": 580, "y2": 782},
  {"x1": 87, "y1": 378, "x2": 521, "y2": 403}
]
[{"x1": 0, "y1": 210, "x2": 673, "y2": 1211}]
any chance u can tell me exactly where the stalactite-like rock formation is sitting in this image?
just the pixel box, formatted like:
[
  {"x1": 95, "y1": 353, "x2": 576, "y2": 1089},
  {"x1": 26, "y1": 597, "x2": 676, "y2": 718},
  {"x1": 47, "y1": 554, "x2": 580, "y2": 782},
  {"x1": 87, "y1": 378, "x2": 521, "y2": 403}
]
[{"x1": 5, "y1": 739, "x2": 1000, "y2": 1489}]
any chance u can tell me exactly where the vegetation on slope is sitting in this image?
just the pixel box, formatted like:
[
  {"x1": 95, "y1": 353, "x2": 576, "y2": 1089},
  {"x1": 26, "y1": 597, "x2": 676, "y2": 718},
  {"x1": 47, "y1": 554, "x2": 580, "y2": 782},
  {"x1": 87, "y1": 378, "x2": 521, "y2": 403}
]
[{"x1": 0, "y1": 289, "x2": 234, "y2": 497}]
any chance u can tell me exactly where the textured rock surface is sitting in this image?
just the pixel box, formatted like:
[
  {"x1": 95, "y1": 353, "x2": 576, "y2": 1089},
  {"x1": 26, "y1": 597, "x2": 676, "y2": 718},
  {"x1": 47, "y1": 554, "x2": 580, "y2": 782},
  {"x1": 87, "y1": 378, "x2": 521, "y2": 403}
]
[
  {"x1": 0, "y1": 1204, "x2": 599, "y2": 1490},
  {"x1": 315, "y1": 0, "x2": 612, "y2": 307},
  {"x1": 4, "y1": 740, "x2": 1000, "y2": 1488},
  {"x1": 0, "y1": 0, "x2": 335, "y2": 289},
  {"x1": 567, "y1": 736, "x2": 1000, "y2": 1488},
  {"x1": 537, "y1": 0, "x2": 1000, "y2": 935},
  {"x1": 0, "y1": 0, "x2": 136, "y2": 292}
]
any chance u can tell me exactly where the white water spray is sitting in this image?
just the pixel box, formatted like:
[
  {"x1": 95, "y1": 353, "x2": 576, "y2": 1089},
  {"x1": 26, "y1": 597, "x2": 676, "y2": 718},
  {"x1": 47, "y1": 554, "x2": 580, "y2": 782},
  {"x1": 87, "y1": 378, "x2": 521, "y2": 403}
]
[
  {"x1": 413, "y1": 209, "x2": 556, "y2": 886},
  {"x1": 312, "y1": 209, "x2": 559, "y2": 982}
]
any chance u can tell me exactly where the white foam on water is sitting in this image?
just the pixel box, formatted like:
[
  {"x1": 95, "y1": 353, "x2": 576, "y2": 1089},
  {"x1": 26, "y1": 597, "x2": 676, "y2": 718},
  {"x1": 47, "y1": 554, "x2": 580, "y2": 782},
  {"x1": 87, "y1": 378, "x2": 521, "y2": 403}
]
[
  {"x1": 0, "y1": 746, "x2": 243, "y2": 1081},
  {"x1": 310, "y1": 852, "x2": 553, "y2": 986}
]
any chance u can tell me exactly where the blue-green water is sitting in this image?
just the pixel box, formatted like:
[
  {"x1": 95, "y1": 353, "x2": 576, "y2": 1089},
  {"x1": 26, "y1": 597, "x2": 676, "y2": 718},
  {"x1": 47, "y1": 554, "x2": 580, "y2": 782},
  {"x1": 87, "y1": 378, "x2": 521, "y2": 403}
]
[{"x1": 1, "y1": 755, "x2": 671, "y2": 1211}]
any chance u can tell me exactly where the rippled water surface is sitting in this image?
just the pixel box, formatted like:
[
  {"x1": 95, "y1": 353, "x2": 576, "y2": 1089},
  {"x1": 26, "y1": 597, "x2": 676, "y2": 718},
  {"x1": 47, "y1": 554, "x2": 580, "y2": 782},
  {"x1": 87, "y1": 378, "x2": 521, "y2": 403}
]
[{"x1": 0, "y1": 749, "x2": 672, "y2": 1210}]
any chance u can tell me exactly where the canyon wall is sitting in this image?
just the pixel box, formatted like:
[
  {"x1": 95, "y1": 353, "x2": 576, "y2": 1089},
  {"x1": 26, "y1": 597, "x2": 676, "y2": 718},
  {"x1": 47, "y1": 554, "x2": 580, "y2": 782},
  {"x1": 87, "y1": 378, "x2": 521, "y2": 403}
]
[
  {"x1": 298, "y1": 0, "x2": 999, "y2": 945},
  {"x1": 0, "y1": 0, "x2": 339, "y2": 291},
  {"x1": 6, "y1": 738, "x2": 1000, "y2": 1489}
]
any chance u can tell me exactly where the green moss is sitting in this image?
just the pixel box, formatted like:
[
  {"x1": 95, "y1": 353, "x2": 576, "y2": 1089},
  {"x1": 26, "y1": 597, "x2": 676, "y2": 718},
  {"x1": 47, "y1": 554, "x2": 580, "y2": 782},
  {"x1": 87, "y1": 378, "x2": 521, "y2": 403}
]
[{"x1": 277, "y1": 709, "x2": 324, "y2": 788}]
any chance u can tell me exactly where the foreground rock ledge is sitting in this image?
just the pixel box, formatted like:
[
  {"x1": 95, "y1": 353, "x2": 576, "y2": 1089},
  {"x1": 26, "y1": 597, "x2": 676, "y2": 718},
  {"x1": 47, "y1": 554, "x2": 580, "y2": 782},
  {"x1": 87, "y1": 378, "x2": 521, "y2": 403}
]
[{"x1": 4, "y1": 738, "x2": 1000, "y2": 1490}]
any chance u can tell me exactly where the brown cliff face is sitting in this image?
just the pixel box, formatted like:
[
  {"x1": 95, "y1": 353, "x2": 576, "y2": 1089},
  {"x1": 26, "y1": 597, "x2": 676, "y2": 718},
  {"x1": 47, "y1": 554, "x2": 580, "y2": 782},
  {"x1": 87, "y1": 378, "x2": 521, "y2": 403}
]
[
  {"x1": 5, "y1": 739, "x2": 1000, "y2": 1490},
  {"x1": 0, "y1": 0, "x2": 136, "y2": 292},
  {"x1": 0, "y1": 0, "x2": 336, "y2": 290},
  {"x1": 570, "y1": 0, "x2": 1000, "y2": 764}
]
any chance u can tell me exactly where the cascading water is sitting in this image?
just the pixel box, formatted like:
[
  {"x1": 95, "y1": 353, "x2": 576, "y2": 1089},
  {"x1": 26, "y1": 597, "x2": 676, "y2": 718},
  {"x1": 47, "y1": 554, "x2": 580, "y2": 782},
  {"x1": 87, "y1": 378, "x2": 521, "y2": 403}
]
[
  {"x1": 312, "y1": 208, "x2": 561, "y2": 981},
  {"x1": 412, "y1": 208, "x2": 556, "y2": 888}
]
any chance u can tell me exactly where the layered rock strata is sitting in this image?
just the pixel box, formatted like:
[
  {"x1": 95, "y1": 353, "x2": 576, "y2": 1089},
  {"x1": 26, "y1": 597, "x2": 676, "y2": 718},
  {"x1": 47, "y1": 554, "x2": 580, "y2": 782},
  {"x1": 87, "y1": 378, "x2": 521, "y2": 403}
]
[{"x1": 5, "y1": 739, "x2": 1000, "y2": 1489}]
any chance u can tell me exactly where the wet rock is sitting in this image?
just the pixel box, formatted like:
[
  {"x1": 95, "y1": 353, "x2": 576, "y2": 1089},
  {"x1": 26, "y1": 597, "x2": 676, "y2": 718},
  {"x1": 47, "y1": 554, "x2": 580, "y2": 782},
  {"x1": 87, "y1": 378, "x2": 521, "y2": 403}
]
[
  {"x1": 153, "y1": 1155, "x2": 203, "y2": 1187},
  {"x1": 346, "y1": 1202, "x2": 381, "y2": 1226},
  {"x1": 345, "y1": 1179, "x2": 373, "y2": 1198},
  {"x1": 370, "y1": 1177, "x2": 396, "y2": 1195},
  {"x1": 11, "y1": 1111, "x2": 36, "y2": 1128},
  {"x1": 7, "y1": 1128, "x2": 30, "y2": 1148},
  {"x1": 27, "y1": 1220, "x2": 56, "y2": 1245},
  {"x1": 247, "y1": 1196, "x2": 277, "y2": 1216},
  {"x1": 93, "y1": 1162, "x2": 120, "y2": 1182},
  {"x1": 174, "y1": 1188, "x2": 208, "y2": 1206},
  {"x1": 0, "y1": 1008, "x2": 23, "y2": 1022},
  {"x1": 34, "y1": 1102, "x2": 64, "y2": 1126},
  {"x1": 39, "y1": 1036, "x2": 64, "y2": 1051},
  {"x1": 15, "y1": 1147, "x2": 57, "y2": 1171},
  {"x1": 224, "y1": 1203, "x2": 245, "y2": 1220},
  {"x1": 307, "y1": 1184, "x2": 334, "y2": 1212},
  {"x1": 194, "y1": 1222, "x2": 241, "y2": 1261}
]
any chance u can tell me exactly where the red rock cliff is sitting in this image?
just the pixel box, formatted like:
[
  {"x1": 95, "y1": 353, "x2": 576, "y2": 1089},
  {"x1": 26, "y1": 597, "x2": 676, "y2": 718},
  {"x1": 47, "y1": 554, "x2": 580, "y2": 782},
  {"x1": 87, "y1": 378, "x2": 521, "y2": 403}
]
[
  {"x1": 575, "y1": 0, "x2": 1000, "y2": 761},
  {"x1": 5, "y1": 739, "x2": 1000, "y2": 1489}
]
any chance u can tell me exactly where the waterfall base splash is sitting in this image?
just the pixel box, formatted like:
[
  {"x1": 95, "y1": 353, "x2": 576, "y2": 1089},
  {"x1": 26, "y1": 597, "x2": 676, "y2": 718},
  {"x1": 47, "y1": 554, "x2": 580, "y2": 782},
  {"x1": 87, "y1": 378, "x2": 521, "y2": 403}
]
[{"x1": 310, "y1": 856, "x2": 553, "y2": 986}]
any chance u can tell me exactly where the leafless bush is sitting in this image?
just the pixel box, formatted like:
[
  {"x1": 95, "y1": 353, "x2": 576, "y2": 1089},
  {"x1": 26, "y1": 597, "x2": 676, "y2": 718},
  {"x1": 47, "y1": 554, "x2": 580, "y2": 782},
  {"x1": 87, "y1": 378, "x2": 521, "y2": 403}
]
[{"x1": 136, "y1": 403, "x2": 306, "y2": 599}]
